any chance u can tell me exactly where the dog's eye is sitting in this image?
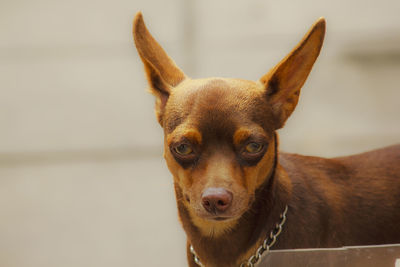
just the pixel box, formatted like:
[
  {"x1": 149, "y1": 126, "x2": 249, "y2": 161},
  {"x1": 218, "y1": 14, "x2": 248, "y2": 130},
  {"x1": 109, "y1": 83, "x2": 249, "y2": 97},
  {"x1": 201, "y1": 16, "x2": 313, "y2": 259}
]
[
  {"x1": 245, "y1": 142, "x2": 263, "y2": 153},
  {"x1": 174, "y1": 143, "x2": 193, "y2": 155}
]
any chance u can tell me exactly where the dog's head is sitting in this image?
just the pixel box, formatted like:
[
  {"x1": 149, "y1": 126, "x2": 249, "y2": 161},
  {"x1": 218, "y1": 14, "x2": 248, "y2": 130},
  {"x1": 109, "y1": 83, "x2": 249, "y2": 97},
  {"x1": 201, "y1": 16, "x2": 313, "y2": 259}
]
[{"x1": 133, "y1": 13, "x2": 325, "y2": 236}]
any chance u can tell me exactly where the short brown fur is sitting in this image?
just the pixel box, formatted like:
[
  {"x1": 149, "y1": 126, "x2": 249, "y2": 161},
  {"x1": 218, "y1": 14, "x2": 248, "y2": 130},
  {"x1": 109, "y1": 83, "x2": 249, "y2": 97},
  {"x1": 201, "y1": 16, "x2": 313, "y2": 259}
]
[{"x1": 133, "y1": 12, "x2": 400, "y2": 267}]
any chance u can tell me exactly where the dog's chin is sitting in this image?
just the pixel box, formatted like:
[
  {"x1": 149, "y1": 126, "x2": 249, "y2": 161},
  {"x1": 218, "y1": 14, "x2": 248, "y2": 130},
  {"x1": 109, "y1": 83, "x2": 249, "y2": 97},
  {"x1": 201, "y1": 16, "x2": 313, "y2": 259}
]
[
  {"x1": 196, "y1": 214, "x2": 243, "y2": 237},
  {"x1": 187, "y1": 208, "x2": 245, "y2": 237}
]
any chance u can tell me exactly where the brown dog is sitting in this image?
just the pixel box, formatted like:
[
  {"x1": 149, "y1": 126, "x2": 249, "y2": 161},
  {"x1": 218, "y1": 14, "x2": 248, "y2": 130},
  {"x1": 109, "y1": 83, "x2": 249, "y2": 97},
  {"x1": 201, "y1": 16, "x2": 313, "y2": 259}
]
[{"x1": 133, "y1": 12, "x2": 400, "y2": 267}]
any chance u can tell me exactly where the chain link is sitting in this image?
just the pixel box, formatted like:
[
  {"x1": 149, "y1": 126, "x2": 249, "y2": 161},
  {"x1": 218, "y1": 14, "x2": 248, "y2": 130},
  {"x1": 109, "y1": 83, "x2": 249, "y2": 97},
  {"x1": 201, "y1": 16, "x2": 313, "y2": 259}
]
[
  {"x1": 190, "y1": 244, "x2": 205, "y2": 267},
  {"x1": 190, "y1": 205, "x2": 288, "y2": 267}
]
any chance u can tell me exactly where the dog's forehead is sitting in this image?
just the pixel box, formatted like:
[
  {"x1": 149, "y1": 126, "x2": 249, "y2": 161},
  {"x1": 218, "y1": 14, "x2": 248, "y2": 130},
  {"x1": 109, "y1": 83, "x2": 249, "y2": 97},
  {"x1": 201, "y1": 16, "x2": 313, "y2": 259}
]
[
  {"x1": 174, "y1": 78, "x2": 263, "y2": 110},
  {"x1": 164, "y1": 78, "x2": 274, "y2": 136}
]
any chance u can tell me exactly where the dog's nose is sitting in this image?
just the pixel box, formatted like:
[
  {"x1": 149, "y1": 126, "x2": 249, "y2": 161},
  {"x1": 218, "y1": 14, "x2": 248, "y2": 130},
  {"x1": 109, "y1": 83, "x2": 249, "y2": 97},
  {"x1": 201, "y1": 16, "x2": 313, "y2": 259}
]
[{"x1": 201, "y1": 187, "x2": 233, "y2": 214}]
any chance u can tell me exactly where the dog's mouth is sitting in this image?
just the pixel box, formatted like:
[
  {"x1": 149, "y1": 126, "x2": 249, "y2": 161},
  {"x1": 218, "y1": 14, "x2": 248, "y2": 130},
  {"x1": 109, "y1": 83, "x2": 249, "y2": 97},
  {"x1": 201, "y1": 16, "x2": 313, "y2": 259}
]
[
  {"x1": 211, "y1": 216, "x2": 229, "y2": 221},
  {"x1": 201, "y1": 214, "x2": 240, "y2": 222}
]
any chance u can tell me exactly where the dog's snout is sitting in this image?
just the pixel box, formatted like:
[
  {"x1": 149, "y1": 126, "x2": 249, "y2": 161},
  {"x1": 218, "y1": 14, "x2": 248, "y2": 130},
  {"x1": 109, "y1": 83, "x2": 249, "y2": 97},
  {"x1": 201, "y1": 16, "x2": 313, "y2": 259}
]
[{"x1": 201, "y1": 187, "x2": 233, "y2": 214}]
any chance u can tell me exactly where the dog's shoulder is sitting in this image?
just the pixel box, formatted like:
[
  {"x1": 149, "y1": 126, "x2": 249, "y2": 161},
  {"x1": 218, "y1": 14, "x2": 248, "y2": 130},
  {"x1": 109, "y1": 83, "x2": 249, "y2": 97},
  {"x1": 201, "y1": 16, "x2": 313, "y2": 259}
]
[
  {"x1": 334, "y1": 144, "x2": 400, "y2": 165},
  {"x1": 334, "y1": 144, "x2": 400, "y2": 183},
  {"x1": 278, "y1": 145, "x2": 400, "y2": 199},
  {"x1": 278, "y1": 151, "x2": 349, "y2": 180}
]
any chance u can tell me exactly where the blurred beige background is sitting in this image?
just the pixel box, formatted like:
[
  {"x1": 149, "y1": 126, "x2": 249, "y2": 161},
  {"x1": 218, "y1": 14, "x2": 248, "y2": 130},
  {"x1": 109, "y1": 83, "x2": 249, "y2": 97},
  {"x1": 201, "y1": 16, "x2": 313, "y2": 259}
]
[{"x1": 0, "y1": 0, "x2": 399, "y2": 266}]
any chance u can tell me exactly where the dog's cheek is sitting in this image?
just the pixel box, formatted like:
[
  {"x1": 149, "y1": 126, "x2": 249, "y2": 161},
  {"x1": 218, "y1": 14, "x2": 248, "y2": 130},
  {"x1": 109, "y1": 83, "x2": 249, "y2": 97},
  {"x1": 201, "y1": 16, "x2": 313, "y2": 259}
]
[
  {"x1": 164, "y1": 150, "x2": 189, "y2": 187},
  {"x1": 256, "y1": 157, "x2": 275, "y2": 187},
  {"x1": 164, "y1": 152, "x2": 177, "y2": 176},
  {"x1": 255, "y1": 139, "x2": 276, "y2": 185},
  {"x1": 241, "y1": 164, "x2": 266, "y2": 194},
  {"x1": 242, "y1": 167, "x2": 259, "y2": 194},
  {"x1": 243, "y1": 149, "x2": 275, "y2": 194},
  {"x1": 165, "y1": 149, "x2": 201, "y2": 207}
]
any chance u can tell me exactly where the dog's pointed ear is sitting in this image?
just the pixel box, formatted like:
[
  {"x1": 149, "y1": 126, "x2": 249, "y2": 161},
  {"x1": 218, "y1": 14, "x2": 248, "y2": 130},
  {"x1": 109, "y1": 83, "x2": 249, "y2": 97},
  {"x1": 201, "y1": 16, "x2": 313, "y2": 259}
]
[
  {"x1": 260, "y1": 18, "x2": 325, "y2": 129},
  {"x1": 133, "y1": 12, "x2": 186, "y2": 125}
]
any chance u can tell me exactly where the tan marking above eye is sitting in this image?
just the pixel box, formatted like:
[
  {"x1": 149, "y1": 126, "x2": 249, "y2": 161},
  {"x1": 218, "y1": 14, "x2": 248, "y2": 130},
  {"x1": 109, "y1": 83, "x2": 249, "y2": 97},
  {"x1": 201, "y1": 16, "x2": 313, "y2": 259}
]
[
  {"x1": 183, "y1": 129, "x2": 202, "y2": 145},
  {"x1": 233, "y1": 128, "x2": 251, "y2": 146},
  {"x1": 233, "y1": 127, "x2": 269, "y2": 148},
  {"x1": 167, "y1": 127, "x2": 202, "y2": 147}
]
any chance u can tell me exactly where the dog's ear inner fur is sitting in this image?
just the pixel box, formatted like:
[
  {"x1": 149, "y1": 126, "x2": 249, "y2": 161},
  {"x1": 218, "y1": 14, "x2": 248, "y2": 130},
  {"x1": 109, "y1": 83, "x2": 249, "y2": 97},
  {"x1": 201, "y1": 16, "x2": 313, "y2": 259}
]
[
  {"x1": 133, "y1": 12, "x2": 186, "y2": 125},
  {"x1": 260, "y1": 18, "x2": 326, "y2": 129}
]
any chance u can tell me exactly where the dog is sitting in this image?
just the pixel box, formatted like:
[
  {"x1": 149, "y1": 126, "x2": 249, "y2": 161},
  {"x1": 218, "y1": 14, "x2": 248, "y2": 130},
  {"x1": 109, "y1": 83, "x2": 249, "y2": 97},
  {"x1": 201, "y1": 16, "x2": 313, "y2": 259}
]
[{"x1": 132, "y1": 12, "x2": 400, "y2": 267}]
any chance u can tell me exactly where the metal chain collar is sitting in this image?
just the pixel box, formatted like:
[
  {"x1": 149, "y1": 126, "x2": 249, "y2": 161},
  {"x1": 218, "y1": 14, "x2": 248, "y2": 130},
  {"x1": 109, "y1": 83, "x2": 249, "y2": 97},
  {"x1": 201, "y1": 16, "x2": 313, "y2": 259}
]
[{"x1": 190, "y1": 205, "x2": 288, "y2": 267}]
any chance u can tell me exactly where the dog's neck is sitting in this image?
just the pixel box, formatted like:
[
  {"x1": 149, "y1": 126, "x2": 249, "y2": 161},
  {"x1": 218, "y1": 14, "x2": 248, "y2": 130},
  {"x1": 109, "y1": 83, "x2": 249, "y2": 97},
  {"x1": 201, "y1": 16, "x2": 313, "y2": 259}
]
[{"x1": 175, "y1": 134, "x2": 292, "y2": 266}]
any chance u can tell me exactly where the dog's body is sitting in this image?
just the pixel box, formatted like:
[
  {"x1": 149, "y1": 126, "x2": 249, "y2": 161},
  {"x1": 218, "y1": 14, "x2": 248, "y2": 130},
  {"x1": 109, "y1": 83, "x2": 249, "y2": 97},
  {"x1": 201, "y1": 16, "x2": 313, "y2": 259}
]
[
  {"x1": 180, "y1": 146, "x2": 400, "y2": 266},
  {"x1": 133, "y1": 13, "x2": 400, "y2": 266}
]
